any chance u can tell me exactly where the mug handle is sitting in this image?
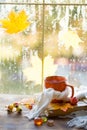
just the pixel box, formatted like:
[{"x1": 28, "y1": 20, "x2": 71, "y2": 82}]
[{"x1": 66, "y1": 84, "x2": 74, "y2": 98}]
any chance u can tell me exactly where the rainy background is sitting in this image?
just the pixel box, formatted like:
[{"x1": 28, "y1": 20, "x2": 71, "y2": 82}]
[{"x1": 0, "y1": 0, "x2": 87, "y2": 95}]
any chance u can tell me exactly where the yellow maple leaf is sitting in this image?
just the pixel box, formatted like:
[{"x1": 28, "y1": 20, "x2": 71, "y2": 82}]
[
  {"x1": 59, "y1": 103, "x2": 74, "y2": 112},
  {"x1": 48, "y1": 103, "x2": 74, "y2": 112},
  {"x1": 0, "y1": 10, "x2": 30, "y2": 34}
]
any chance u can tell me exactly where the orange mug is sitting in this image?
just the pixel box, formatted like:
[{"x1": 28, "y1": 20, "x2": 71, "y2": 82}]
[{"x1": 45, "y1": 76, "x2": 74, "y2": 98}]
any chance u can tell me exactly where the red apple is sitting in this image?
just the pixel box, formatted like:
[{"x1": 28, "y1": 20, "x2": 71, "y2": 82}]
[{"x1": 70, "y1": 97, "x2": 78, "y2": 105}]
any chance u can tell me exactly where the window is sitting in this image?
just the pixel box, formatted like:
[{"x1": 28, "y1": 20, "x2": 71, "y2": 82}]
[{"x1": 0, "y1": 0, "x2": 87, "y2": 95}]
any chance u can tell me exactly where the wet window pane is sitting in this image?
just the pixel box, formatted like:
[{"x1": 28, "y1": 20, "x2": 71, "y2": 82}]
[
  {"x1": 0, "y1": 4, "x2": 43, "y2": 94},
  {"x1": 44, "y1": 5, "x2": 87, "y2": 89},
  {"x1": 0, "y1": 1, "x2": 87, "y2": 95}
]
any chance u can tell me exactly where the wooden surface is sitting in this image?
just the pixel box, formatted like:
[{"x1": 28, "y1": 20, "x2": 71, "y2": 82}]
[
  {"x1": 0, "y1": 94, "x2": 86, "y2": 130},
  {"x1": 0, "y1": 101, "x2": 86, "y2": 130},
  {"x1": 0, "y1": 113, "x2": 82, "y2": 130},
  {"x1": 47, "y1": 100, "x2": 87, "y2": 117}
]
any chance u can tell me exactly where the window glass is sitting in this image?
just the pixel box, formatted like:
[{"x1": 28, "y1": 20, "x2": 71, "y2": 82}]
[
  {"x1": 0, "y1": 4, "x2": 43, "y2": 94},
  {"x1": 44, "y1": 5, "x2": 87, "y2": 89},
  {"x1": 0, "y1": 1, "x2": 87, "y2": 95}
]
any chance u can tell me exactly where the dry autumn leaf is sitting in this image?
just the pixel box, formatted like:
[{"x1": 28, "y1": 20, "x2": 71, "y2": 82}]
[
  {"x1": 48, "y1": 103, "x2": 74, "y2": 112},
  {"x1": 0, "y1": 10, "x2": 30, "y2": 34}
]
